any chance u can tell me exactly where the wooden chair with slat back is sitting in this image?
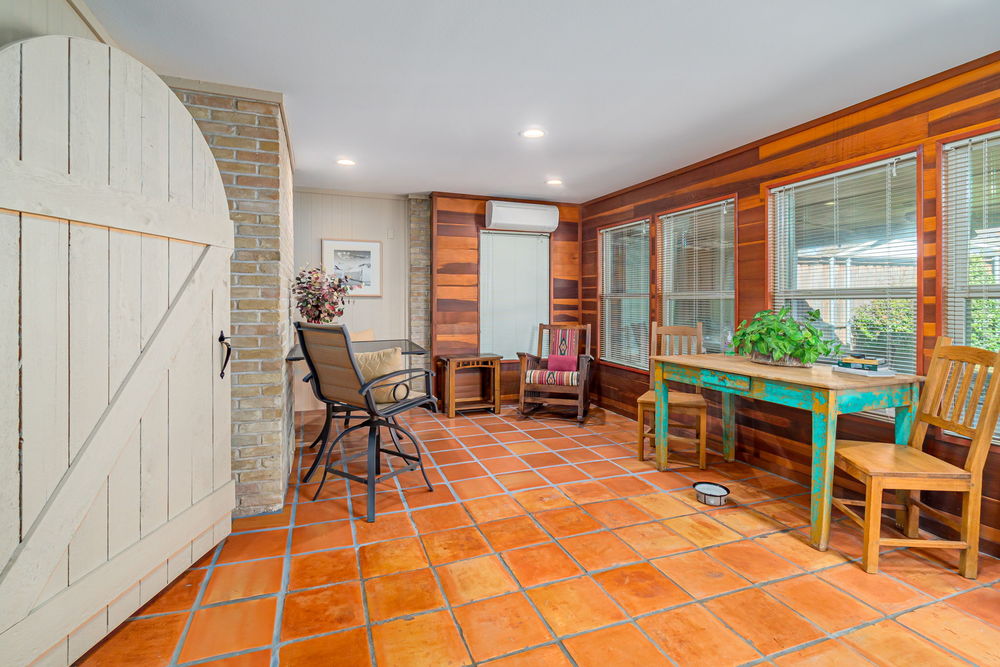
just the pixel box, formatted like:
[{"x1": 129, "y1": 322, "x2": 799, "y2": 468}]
[
  {"x1": 832, "y1": 337, "x2": 1000, "y2": 578},
  {"x1": 517, "y1": 323, "x2": 593, "y2": 424},
  {"x1": 637, "y1": 322, "x2": 708, "y2": 469}
]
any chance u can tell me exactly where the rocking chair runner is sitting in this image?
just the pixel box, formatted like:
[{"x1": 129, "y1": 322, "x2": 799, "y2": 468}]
[
  {"x1": 295, "y1": 323, "x2": 437, "y2": 522},
  {"x1": 832, "y1": 337, "x2": 1000, "y2": 577},
  {"x1": 517, "y1": 323, "x2": 593, "y2": 424}
]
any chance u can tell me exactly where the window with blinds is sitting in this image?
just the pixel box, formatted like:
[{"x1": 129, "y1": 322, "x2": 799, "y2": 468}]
[
  {"x1": 658, "y1": 199, "x2": 735, "y2": 352},
  {"x1": 770, "y1": 154, "x2": 918, "y2": 372},
  {"x1": 600, "y1": 219, "x2": 650, "y2": 369},
  {"x1": 942, "y1": 131, "x2": 1000, "y2": 439}
]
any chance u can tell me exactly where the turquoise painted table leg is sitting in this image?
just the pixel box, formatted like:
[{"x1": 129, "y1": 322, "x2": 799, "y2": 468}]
[
  {"x1": 721, "y1": 392, "x2": 736, "y2": 462},
  {"x1": 655, "y1": 362, "x2": 669, "y2": 472},
  {"x1": 809, "y1": 389, "x2": 838, "y2": 550},
  {"x1": 893, "y1": 382, "x2": 919, "y2": 530}
]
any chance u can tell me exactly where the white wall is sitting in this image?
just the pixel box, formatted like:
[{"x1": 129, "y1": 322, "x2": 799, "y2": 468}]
[
  {"x1": 293, "y1": 189, "x2": 409, "y2": 339},
  {"x1": 0, "y1": 0, "x2": 98, "y2": 46}
]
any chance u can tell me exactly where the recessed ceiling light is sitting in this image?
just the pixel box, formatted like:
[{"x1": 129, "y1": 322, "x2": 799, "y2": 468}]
[
  {"x1": 336, "y1": 158, "x2": 356, "y2": 166},
  {"x1": 546, "y1": 178, "x2": 563, "y2": 186},
  {"x1": 520, "y1": 128, "x2": 545, "y2": 139}
]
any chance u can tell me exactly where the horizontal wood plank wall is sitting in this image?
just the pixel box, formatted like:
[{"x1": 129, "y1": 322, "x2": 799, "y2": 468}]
[
  {"x1": 581, "y1": 52, "x2": 1000, "y2": 555},
  {"x1": 431, "y1": 193, "x2": 582, "y2": 400}
]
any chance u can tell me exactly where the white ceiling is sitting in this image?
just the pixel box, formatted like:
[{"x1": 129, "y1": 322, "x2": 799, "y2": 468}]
[{"x1": 86, "y1": 0, "x2": 1000, "y2": 203}]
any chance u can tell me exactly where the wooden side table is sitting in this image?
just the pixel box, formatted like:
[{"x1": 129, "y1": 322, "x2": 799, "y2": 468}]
[{"x1": 440, "y1": 353, "x2": 502, "y2": 418}]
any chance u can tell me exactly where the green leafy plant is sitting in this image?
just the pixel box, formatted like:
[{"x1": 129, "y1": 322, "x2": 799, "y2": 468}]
[{"x1": 730, "y1": 307, "x2": 842, "y2": 366}]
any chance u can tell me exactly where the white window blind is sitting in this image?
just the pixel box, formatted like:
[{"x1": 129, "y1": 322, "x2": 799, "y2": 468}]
[
  {"x1": 480, "y1": 231, "x2": 550, "y2": 360},
  {"x1": 658, "y1": 199, "x2": 735, "y2": 352},
  {"x1": 600, "y1": 219, "x2": 650, "y2": 369},
  {"x1": 942, "y1": 131, "x2": 1000, "y2": 439},
  {"x1": 770, "y1": 155, "x2": 918, "y2": 373}
]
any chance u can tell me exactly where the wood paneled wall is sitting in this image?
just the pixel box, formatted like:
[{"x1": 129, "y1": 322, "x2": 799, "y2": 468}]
[
  {"x1": 431, "y1": 193, "x2": 581, "y2": 397},
  {"x1": 581, "y1": 52, "x2": 1000, "y2": 555}
]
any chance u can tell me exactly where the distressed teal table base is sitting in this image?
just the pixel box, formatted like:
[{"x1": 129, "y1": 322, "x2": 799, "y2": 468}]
[{"x1": 654, "y1": 359, "x2": 919, "y2": 551}]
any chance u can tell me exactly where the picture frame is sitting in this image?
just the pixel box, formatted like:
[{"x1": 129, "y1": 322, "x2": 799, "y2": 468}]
[{"x1": 321, "y1": 239, "x2": 382, "y2": 297}]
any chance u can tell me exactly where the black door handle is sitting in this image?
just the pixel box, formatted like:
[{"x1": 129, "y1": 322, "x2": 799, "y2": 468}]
[{"x1": 218, "y1": 331, "x2": 232, "y2": 378}]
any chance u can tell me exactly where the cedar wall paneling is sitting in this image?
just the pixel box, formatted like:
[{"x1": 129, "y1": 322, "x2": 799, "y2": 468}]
[
  {"x1": 581, "y1": 53, "x2": 1000, "y2": 555},
  {"x1": 431, "y1": 193, "x2": 581, "y2": 398}
]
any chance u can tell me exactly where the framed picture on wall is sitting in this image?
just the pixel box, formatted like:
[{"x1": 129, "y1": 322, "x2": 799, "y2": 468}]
[{"x1": 322, "y1": 239, "x2": 382, "y2": 297}]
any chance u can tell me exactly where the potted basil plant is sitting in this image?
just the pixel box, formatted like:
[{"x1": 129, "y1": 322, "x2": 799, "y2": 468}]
[{"x1": 730, "y1": 307, "x2": 841, "y2": 367}]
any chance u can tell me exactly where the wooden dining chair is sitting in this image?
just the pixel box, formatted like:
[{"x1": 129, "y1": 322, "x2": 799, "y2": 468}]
[
  {"x1": 637, "y1": 322, "x2": 708, "y2": 469},
  {"x1": 832, "y1": 337, "x2": 1000, "y2": 578}
]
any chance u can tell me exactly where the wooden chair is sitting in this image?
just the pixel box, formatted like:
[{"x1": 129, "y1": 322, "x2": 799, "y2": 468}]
[
  {"x1": 832, "y1": 337, "x2": 1000, "y2": 577},
  {"x1": 517, "y1": 323, "x2": 593, "y2": 424},
  {"x1": 637, "y1": 322, "x2": 708, "y2": 469}
]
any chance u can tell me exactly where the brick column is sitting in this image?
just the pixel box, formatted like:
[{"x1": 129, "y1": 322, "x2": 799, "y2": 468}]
[
  {"x1": 407, "y1": 195, "x2": 432, "y2": 368},
  {"x1": 170, "y1": 86, "x2": 295, "y2": 516}
]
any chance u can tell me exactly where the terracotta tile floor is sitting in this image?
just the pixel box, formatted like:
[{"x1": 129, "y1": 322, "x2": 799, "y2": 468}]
[{"x1": 81, "y1": 406, "x2": 1000, "y2": 666}]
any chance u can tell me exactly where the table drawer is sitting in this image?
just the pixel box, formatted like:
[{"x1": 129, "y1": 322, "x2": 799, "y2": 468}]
[{"x1": 699, "y1": 369, "x2": 750, "y2": 392}]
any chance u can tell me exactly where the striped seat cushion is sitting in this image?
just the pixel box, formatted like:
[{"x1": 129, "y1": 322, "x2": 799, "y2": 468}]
[{"x1": 525, "y1": 369, "x2": 579, "y2": 386}]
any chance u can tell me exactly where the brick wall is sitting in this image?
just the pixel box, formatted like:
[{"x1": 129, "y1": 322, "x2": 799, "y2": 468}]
[
  {"x1": 171, "y1": 87, "x2": 295, "y2": 516},
  {"x1": 407, "y1": 195, "x2": 431, "y2": 369}
]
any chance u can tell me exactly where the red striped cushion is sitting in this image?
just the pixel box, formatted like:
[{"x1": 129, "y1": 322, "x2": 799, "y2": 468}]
[{"x1": 525, "y1": 369, "x2": 579, "y2": 386}]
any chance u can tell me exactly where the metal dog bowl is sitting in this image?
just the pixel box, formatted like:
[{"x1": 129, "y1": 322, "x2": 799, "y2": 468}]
[{"x1": 693, "y1": 481, "x2": 730, "y2": 507}]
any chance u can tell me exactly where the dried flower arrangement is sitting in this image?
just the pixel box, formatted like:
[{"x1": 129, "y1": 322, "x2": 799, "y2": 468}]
[{"x1": 292, "y1": 267, "x2": 353, "y2": 324}]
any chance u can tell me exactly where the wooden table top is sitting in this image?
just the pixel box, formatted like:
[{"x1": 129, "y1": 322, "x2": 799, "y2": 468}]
[{"x1": 652, "y1": 353, "x2": 923, "y2": 391}]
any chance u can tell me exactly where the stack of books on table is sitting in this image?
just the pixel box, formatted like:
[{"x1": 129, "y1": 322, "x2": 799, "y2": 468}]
[{"x1": 832, "y1": 355, "x2": 897, "y2": 377}]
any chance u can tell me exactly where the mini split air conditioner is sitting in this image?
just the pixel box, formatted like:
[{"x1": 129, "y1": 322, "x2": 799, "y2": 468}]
[{"x1": 485, "y1": 200, "x2": 559, "y2": 233}]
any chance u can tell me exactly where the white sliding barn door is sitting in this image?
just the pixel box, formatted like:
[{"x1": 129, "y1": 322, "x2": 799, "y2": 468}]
[{"x1": 0, "y1": 36, "x2": 235, "y2": 666}]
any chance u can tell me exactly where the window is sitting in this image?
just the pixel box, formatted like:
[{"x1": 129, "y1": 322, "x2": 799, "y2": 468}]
[
  {"x1": 942, "y1": 131, "x2": 1000, "y2": 438},
  {"x1": 600, "y1": 219, "x2": 650, "y2": 369},
  {"x1": 770, "y1": 155, "x2": 918, "y2": 373},
  {"x1": 658, "y1": 199, "x2": 735, "y2": 352},
  {"x1": 480, "y1": 231, "x2": 550, "y2": 360}
]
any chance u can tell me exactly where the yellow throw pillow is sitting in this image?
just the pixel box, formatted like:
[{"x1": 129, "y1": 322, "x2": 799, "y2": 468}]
[{"x1": 355, "y1": 346, "x2": 405, "y2": 403}]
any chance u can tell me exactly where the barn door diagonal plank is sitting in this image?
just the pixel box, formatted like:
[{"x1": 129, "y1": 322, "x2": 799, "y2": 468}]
[{"x1": 0, "y1": 244, "x2": 229, "y2": 632}]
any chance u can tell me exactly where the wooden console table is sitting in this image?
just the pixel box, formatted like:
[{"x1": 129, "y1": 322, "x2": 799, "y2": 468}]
[
  {"x1": 652, "y1": 353, "x2": 921, "y2": 551},
  {"x1": 440, "y1": 353, "x2": 502, "y2": 418}
]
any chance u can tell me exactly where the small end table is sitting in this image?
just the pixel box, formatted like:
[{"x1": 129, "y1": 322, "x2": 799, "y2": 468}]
[{"x1": 440, "y1": 353, "x2": 502, "y2": 418}]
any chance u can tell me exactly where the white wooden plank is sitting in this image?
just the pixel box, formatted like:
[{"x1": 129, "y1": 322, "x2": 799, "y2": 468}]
[
  {"x1": 108, "y1": 48, "x2": 142, "y2": 194},
  {"x1": 212, "y1": 282, "x2": 232, "y2": 490},
  {"x1": 67, "y1": 608, "x2": 107, "y2": 664},
  {"x1": 37, "y1": 551, "x2": 68, "y2": 606},
  {"x1": 109, "y1": 230, "x2": 141, "y2": 393},
  {"x1": 0, "y1": 160, "x2": 233, "y2": 248},
  {"x1": 20, "y1": 36, "x2": 68, "y2": 172},
  {"x1": 192, "y1": 137, "x2": 209, "y2": 213},
  {"x1": 0, "y1": 246, "x2": 228, "y2": 629},
  {"x1": 140, "y1": 66, "x2": 168, "y2": 201},
  {"x1": 190, "y1": 303, "x2": 215, "y2": 503},
  {"x1": 68, "y1": 39, "x2": 110, "y2": 185},
  {"x1": 0, "y1": 483, "x2": 234, "y2": 666},
  {"x1": 108, "y1": 426, "x2": 140, "y2": 557},
  {"x1": 140, "y1": 234, "x2": 168, "y2": 348},
  {"x1": 0, "y1": 43, "x2": 19, "y2": 162},
  {"x1": 168, "y1": 100, "x2": 193, "y2": 206},
  {"x1": 69, "y1": 482, "x2": 108, "y2": 584},
  {"x1": 191, "y1": 527, "x2": 215, "y2": 563},
  {"x1": 140, "y1": 374, "x2": 168, "y2": 538},
  {"x1": 69, "y1": 223, "x2": 109, "y2": 459},
  {"x1": 32, "y1": 638, "x2": 68, "y2": 667},
  {"x1": 107, "y1": 583, "x2": 140, "y2": 629},
  {"x1": 168, "y1": 239, "x2": 197, "y2": 303},
  {"x1": 168, "y1": 322, "x2": 196, "y2": 520},
  {"x1": 138, "y1": 561, "x2": 168, "y2": 607},
  {"x1": 167, "y1": 543, "x2": 193, "y2": 581},
  {"x1": 20, "y1": 215, "x2": 69, "y2": 531},
  {"x1": 0, "y1": 211, "x2": 18, "y2": 567}
]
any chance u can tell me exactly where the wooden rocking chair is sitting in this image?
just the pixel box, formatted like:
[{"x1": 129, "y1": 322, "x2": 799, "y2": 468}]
[{"x1": 517, "y1": 323, "x2": 593, "y2": 424}]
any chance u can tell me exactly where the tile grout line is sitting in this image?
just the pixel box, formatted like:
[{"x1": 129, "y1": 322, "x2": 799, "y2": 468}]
[{"x1": 118, "y1": 406, "x2": 1000, "y2": 666}]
